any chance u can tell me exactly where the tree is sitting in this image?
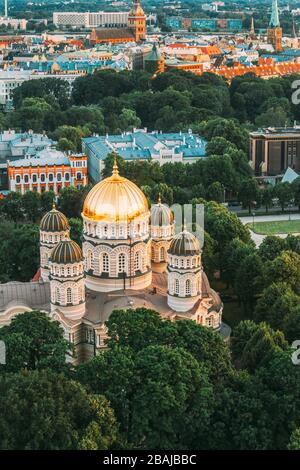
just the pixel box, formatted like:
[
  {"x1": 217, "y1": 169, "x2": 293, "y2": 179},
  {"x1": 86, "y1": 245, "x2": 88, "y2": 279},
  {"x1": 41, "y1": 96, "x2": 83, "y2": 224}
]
[
  {"x1": 260, "y1": 185, "x2": 274, "y2": 213},
  {"x1": 292, "y1": 176, "x2": 300, "y2": 210},
  {"x1": 237, "y1": 178, "x2": 259, "y2": 214},
  {"x1": 58, "y1": 186, "x2": 84, "y2": 218},
  {"x1": 240, "y1": 322, "x2": 287, "y2": 372},
  {"x1": 40, "y1": 190, "x2": 55, "y2": 214},
  {"x1": 0, "y1": 222, "x2": 40, "y2": 282},
  {"x1": 205, "y1": 137, "x2": 236, "y2": 156},
  {"x1": 0, "y1": 370, "x2": 118, "y2": 450},
  {"x1": 258, "y1": 235, "x2": 286, "y2": 261},
  {"x1": 234, "y1": 253, "x2": 263, "y2": 312},
  {"x1": 206, "y1": 181, "x2": 225, "y2": 203},
  {"x1": 263, "y1": 250, "x2": 300, "y2": 294},
  {"x1": 288, "y1": 429, "x2": 300, "y2": 450},
  {"x1": 22, "y1": 191, "x2": 41, "y2": 222},
  {"x1": 254, "y1": 282, "x2": 299, "y2": 330},
  {"x1": 274, "y1": 182, "x2": 294, "y2": 212},
  {"x1": 69, "y1": 218, "x2": 83, "y2": 246},
  {"x1": 9, "y1": 97, "x2": 54, "y2": 132},
  {"x1": 282, "y1": 304, "x2": 300, "y2": 343},
  {"x1": 220, "y1": 238, "x2": 255, "y2": 287},
  {"x1": 0, "y1": 311, "x2": 72, "y2": 373},
  {"x1": 231, "y1": 320, "x2": 260, "y2": 363},
  {"x1": 0, "y1": 192, "x2": 23, "y2": 221}
]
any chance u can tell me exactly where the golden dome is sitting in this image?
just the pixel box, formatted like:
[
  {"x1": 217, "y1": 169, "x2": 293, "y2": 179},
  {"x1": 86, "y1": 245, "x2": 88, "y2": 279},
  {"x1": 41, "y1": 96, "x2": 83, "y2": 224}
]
[{"x1": 82, "y1": 159, "x2": 149, "y2": 223}]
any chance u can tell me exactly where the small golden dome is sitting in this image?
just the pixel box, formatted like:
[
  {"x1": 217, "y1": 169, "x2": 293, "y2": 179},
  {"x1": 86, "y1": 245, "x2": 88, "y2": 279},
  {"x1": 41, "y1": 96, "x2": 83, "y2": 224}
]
[{"x1": 82, "y1": 159, "x2": 149, "y2": 223}]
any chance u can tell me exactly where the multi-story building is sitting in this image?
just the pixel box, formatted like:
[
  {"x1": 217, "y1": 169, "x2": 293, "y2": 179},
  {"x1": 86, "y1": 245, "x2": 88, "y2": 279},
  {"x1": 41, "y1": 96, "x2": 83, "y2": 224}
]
[
  {"x1": 0, "y1": 17, "x2": 27, "y2": 30},
  {"x1": 7, "y1": 149, "x2": 88, "y2": 194},
  {"x1": 83, "y1": 129, "x2": 207, "y2": 182},
  {"x1": 0, "y1": 70, "x2": 84, "y2": 106},
  {"x1": 0, "y1": 130, "x2": 54, "y2": 162},
  {"x1": 53, "y1": 11, "x2": 129, "y2": 29},
  {"x1": 250, "y1": 127, "x2": 300, "y2": 176}
]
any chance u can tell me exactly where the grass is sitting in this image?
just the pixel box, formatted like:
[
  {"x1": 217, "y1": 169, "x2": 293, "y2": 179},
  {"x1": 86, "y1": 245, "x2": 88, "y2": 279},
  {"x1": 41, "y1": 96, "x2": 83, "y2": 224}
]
[{"x1": 248, "y1": 219, "x2": 300, "y2": 235}]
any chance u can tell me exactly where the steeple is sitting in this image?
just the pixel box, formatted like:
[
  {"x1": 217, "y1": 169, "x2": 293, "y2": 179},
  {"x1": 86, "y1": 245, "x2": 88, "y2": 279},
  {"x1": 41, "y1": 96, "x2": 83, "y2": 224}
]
[
  {"x1": 270, "y1": 0, "x2": 280, "y2": 28},
  {"x1": 250, "y1": 16, "x2": 255, "y2": 35}
]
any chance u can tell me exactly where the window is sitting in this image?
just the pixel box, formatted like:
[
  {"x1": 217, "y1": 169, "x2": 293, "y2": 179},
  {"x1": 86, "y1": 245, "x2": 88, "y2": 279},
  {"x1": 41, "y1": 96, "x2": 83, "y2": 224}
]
[
  {"x1": 66, "y1": 287, "x2": 72, "y2": 304},
  {"x1": 49, "y1": 173, "x2": 53, "y2": 182},
  {"x1": 56, "y1": 287, "x2": 60, "y2": 303},
  {"x1": 57, "y1": 173, "x2": 62, "y2": 182},
  {"x1": 77, "y1": 172, "x2": 82, "y2": 180},
  {"x1": 65, "y1": 173, "x2": 70, "y2": 181},
  {"x1": 134, "y1": 252, "x2": 140, "y2": 271},
  {"x1": 104, "y1": 225, "x2": 108, "y2": 236},
  {"x1": 185, "y1": 279, "x2": 191, "y2": 296},
  {"x1": 87, "y1": 250, "x2": 93, "y2": 270},
  {"x1": 160, "y1": 247, "x2": 165, "y2": 262},
  {"x1": 24, "y1": 174, "x2": 29, "y2": 183},
  {"x1": 40, "y1": 173, "x2": 45, "y2": 182},
  {"x1": 32, "y1": 174, "x2": 37, "y2": 183},
  {"x1": 175, "y1": 279, "x2": 180, "y2": 295},
  {"x1": 118, "y1": 253, "x2": 126, "y2": 273},
  {"x1": 102, "y1": 253, "x2": 109, "y2": 273},
  {"x1": 16, "y1": 175, "x2": 20, "y2": 183}
]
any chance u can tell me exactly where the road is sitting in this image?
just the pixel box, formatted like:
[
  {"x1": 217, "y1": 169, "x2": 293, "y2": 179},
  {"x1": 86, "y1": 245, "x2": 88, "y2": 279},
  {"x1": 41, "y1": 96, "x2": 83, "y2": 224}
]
[{"x1": 239, "y1": 213, "x2": 300, "y2": 247}]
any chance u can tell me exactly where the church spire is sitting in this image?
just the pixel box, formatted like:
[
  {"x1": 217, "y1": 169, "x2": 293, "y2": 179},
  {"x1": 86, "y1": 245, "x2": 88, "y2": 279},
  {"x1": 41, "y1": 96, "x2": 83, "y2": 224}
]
[
  {"x1": 250, "y1": 16, "x2": 255, "y2": 35},
  {"x1": 270, "y1": 0, "x2": 280, "y2": 28}
]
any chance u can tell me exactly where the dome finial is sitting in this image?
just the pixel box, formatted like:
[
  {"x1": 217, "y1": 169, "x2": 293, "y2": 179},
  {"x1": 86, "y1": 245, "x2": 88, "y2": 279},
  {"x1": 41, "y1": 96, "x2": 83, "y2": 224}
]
[
  {"x1": 52, "y1": 202, "x2": 56, "y2": 210},
  {"x1": 112, "y1": 153, "x2": 119, "y2": 176}
]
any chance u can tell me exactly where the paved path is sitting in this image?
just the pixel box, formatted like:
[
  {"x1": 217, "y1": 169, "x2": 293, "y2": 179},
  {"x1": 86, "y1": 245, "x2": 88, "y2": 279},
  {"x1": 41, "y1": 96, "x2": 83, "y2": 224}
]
[{"x1": 239, "y1": 213, "x2": 300, "y2": 247}]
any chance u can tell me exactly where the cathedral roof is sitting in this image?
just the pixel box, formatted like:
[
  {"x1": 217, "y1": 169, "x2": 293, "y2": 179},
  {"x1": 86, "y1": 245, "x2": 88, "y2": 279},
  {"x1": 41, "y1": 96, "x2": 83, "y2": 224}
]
[
  {"x1": 50, "y1": 240, "x2": 83, "y2": 265},
  {"x1": 40, "y1": 206, "x2": 69, "y2": 233},
  {"x1": 82, "y1": 158, "x2": 149, "y2": 223},
  {"x1": 168, "y1": 230, "x2": 200, "y2": 256},
  {"x1": 151, "y1": 198, "x2": 173, "y2": 226}
]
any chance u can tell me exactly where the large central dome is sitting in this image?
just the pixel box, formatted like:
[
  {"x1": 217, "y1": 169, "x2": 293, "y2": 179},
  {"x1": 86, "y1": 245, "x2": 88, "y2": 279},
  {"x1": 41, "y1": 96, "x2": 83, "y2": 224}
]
[{"x1": 82, "y1": 160, "x2": 149, "y2": 223}]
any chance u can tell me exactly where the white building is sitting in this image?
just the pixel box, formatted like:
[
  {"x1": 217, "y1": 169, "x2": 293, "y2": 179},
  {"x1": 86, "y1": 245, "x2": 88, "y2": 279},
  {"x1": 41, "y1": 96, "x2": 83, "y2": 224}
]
[
  {"x1": 0, "y1": 16, "x2": 27, "y2": 30},
  {"x1": 53, "y1": 11, "x2": 129, "y2": 29},
  {"x1": 0, "y1": 70, "x2": 84, "y2": 105}
]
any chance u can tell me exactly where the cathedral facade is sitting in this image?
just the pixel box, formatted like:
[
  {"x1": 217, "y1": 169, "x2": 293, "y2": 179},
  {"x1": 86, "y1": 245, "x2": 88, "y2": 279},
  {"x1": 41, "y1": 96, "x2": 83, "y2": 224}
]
[{"x1": 0, "y1": 159, "x2": 225, "y2": 363}]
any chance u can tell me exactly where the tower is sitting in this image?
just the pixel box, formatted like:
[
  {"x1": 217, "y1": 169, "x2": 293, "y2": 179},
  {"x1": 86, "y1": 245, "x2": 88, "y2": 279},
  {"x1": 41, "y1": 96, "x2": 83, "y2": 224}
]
[
  {"x1": 144, "y1": 43, "x2": 165, "y2": 75},
  {"x1": 267, "y1": 0, "x2": 282, "y2": 52},
  {"x1": 167, "y1": 230, "x2": 203, "y2": 313},
  {"x1": 150, "y1": 197, "x2": 174, "y2": 273},
  {"x1": 4, "y1": 0, "x2": 7, "y2": 18},
  {"x1": 128, "y1": 0, "x2": 146, "y2": 42},
  {"x1": 250, "y1": 17, "x2": 256, "y2": 39},
  {"x1": 49, "y1": 240, "x2": 85, "y2": 320},
  {"x1": 82, "y1": 157, "x2": 152, "y2": 292},
  {"x1": 39, "y1": 205, "x2": 70, "y2": 281}
]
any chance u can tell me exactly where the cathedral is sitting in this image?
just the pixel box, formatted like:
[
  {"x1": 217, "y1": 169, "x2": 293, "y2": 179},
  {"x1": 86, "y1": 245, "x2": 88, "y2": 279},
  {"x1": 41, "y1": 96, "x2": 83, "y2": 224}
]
[
  {"x1": 90, "y1": 0, "x2": 146, "y2": 45},
  {"x1": 0, "y1": 159, "x2": 225, "y2": 363}
]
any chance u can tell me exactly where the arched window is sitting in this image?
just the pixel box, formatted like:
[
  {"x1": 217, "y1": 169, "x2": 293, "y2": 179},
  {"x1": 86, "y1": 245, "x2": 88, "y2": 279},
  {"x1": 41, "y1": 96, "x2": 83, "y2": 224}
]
[
  {"x1": 118, "y1": 253, "x2": 126, "y2": 273},
  {"x1": 160, "y1": 246, "x2": 165, "y2": 262},
  {"x1": 180, "y1": 259, "x2": 184, "y2": 268},
  {"x1": 66, "y1": 287, "x2": 72, "y2": 304},
  {"x1": 16, "y1": 174, "x2": 21, "y2": 183},
  {"x1": 102, "y1": 253, "x2": 109, "y2": 272},
  {"x1": 24, "y1": 174, "x2": 29, "y2": 183},
  {"x1": 185, "y1": 279, "x2": 191, "y2": 296},
  {"x1": 87, "y1": 250, "x2": 93, "y2": 270},
  {"x1": 56, "y1": 287, "x2": 60, "y2": 303},
  {"x1": 134, "y1": 251, "x2": 140, "y2": 271},
  {"x1": 175, "y1": 278, "x2": 180, "y2": 295}
]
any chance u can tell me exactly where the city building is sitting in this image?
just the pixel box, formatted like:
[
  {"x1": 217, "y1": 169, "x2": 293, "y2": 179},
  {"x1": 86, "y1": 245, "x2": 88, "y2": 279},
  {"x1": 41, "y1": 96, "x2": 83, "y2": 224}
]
[
  {"x1": 0, "y1": 16, "x2": 27, "y2": 30},
  {"x1": 0, "y1": 130, "x2": 54, "y2": 161},
  {"x1": 267, "y1": 0, "x2": 283, "y2": 52},
  {"x1": 7, "y1": 149, "x2": 88, "y2": 194},
  {"x1": 90, "y1": 0, "x2": 146, "y2": 44},
  {"x1": 144, "y1": 43, "x2": 165, "y2": 74},
  {"x1": 0, "y1": 158, "x2": 226, "y2": 363},
  {"x1": 250, "y1": 126, "x2": 300, "y2": 176},
  {"x1": 53, "y1": 11, "x2": 129, "y2": 29},
  {"x1": 0, "y1": 69, "x2": 85, "y2": 106},
  {"x1": 82, "y1": 129, "x2": 207, "y2": 183}
]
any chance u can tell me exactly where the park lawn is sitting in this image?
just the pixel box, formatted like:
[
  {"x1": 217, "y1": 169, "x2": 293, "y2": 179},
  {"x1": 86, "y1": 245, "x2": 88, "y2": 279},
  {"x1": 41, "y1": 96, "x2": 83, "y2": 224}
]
[{"x1": 248, "y1": 219, "x2": 300, "y2": 235}]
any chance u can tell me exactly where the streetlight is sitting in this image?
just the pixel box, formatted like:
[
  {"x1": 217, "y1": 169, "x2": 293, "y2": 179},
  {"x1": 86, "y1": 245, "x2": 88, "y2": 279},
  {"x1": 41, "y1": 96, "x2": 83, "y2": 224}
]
[{"x1": 252, "y1": 211, "x2": 255, "y2": 230}]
